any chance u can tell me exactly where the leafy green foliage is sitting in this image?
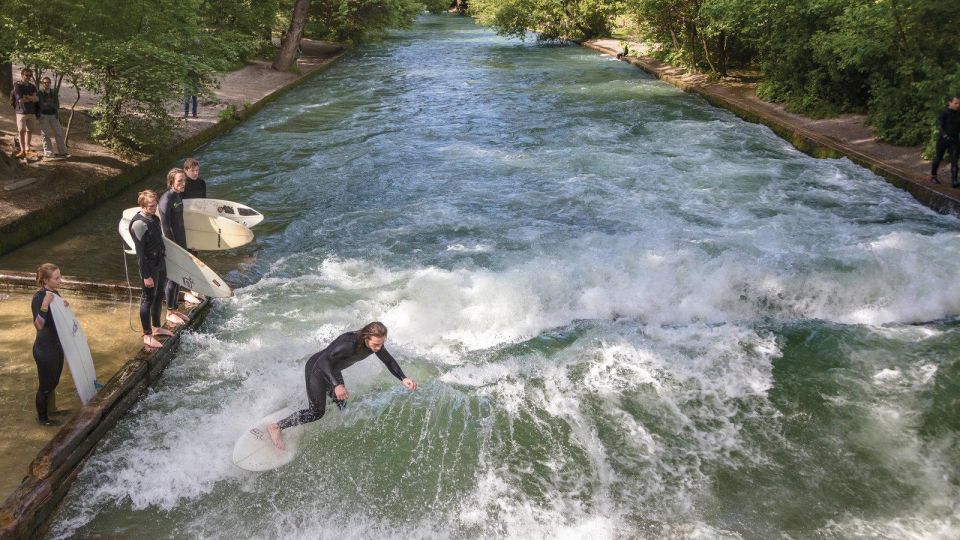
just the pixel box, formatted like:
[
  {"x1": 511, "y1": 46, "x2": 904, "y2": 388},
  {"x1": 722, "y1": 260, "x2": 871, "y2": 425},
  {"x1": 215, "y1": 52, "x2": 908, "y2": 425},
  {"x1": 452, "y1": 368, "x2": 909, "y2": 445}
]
[
  {"x1": 306, "y1": 0, "x2": 424, "y2": 44},
  {"x1": 471, "y1": 0, "x2": 621, "y2": 41}
]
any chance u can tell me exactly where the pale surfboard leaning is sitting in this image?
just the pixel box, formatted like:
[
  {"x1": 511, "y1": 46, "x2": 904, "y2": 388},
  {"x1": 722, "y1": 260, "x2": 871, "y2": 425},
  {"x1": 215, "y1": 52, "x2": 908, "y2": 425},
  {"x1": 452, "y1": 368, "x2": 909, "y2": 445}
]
[
  {"x1": 233, "y1": 407, "x2": 307, "y2": 472},
  {"x1": 183, "y1": 198, "x2": 264, "y2": 228},
  {"x1": 48, "y1": 295, "x2": 98, "y2": 404},
  {"x1": 162, "y1": 237, "x2": 233, "y2": 298},
  {"x1": 118, "y1": 209, "x2": 233, "y2": 298},
  {"x1": 119, "y1": 207, "x2": 254, "y2": 252}
]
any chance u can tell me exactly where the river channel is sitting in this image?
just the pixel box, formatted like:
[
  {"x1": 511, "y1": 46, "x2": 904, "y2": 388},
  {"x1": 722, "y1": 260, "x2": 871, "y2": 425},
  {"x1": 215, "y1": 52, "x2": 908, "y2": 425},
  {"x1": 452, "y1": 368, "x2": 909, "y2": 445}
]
[{"x1": 27, "y1": 14, "x2": 960, "y2": 539}]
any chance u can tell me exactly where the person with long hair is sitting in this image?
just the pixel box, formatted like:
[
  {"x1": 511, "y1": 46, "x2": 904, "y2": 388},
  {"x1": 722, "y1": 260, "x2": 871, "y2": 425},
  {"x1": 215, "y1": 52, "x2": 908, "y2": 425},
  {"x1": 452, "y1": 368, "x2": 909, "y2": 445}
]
[
  {"x1": 158, "y1": 168, "x2": 191, "y2": 325},
  {"x1": 31, "y1": 263, "x2": 67, "y2": 425},
  {"x1": 129, "y1": 190, "x2": 174, "y2": 349},
  {"x1": 267, "y1": 322, "x2": 417, "y2": 449}
]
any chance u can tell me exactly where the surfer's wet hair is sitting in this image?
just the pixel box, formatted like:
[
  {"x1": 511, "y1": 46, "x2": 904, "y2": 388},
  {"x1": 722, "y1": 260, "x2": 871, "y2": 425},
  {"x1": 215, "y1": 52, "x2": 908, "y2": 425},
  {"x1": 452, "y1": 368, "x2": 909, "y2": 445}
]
[
  {"x1": 356, "y1": 321, "x2": 388, "y2": 350},
  {"x1": 35, "y1": 263, "x2": 59, "y2": 287},
  {"x1": 137, "y1": 189, "x2": 158, "y2": 208},
  {"x1": 184, "y1": 158, "x2": 199, "y2": 170},
  {"x1": 166, "y1": 167, "x2": 185, "y2": 187}
]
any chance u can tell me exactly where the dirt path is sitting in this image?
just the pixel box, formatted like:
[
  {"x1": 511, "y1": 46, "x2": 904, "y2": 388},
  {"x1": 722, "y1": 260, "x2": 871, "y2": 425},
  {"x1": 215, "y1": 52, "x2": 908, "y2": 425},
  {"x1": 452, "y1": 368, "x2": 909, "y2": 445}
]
[
  {"x1": 0, "y1": 40, "x2": 345, "y2": 241},
  {"x1": 586, "y1": 38, "x2": 959, "y2": 213}
]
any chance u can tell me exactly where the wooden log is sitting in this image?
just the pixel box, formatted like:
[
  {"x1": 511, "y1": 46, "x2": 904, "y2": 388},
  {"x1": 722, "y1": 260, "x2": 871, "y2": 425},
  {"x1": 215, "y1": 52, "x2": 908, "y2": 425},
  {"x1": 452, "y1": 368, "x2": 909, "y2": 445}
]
[{"x1": 0, "y1": 271, "x2": 139, "y2": 301}]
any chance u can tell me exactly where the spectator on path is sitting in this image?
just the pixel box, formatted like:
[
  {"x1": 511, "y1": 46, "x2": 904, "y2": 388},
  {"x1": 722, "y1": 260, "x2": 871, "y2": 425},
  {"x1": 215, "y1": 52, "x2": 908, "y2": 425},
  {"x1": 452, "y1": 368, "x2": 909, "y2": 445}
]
[
  {"x1": 37, "y1": 76, "x2": 69, "y2": 158},
  {"x1": 32, "y1": 263, "x2": 69, "y2": 426},
  {"x1": 931, "y1": 95, "x2": 960, "y2": 188},
  {"x1": 158, "y1": 168, "x2": 191, "y2": 325},
  {"x1": 12, "y1": 68, "x2": 40, "y2": 159},
  {"x1": 184, "y1": 68, "x2": 199, "y2": 119},
  {"x1": 129, "y1": 190, "x2": 173, "y2": 349},
  {"x1": 182, "y1": 157, "x2": 207, "y2": 200}
]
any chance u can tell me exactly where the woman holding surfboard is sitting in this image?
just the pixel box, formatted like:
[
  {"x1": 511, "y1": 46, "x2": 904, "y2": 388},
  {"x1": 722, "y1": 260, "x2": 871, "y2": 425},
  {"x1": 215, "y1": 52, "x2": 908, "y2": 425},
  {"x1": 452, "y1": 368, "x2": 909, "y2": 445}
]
[
  {"x1": 31, "y1": 263, "x2": 67, "y2": 426},
  {"x1": 266, "y1": 322, "x2": 418, "y2": 450},
  {"x1": 130, "y1": 190, "x2": 175, "y2": 349},
  {"x1": 158, "y1": 168, "x2": 191, "y2": 326}
]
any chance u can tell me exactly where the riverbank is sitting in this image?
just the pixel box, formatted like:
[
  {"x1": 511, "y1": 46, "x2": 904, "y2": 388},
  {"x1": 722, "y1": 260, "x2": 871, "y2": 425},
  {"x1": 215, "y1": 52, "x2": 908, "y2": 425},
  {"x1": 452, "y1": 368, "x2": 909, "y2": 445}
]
[
  {"x1": 583, "y1": 38, "x2": 960, "y2": 216},
  {"x1": 0, "y1": 39, "x2": 347, "y2": 256}
]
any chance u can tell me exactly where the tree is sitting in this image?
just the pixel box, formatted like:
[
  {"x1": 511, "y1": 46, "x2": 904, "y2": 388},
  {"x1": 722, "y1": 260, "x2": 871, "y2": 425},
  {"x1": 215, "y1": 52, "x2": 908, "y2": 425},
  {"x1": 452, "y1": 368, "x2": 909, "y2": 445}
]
[{"x1": 274, "y1": 0, "x2": 311, "y2": 71}]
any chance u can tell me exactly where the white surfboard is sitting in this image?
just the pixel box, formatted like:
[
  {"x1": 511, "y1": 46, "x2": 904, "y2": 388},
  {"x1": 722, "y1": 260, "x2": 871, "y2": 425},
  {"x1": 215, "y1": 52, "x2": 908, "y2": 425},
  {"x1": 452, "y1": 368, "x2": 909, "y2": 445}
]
[
  {"x1": 119, "y1": 210, "x2": 232, "y2": 298},
  {"x1": 119, "y1": 207, "x2": 254, "y2": 253},
  {"x1": 182, "y1": 211, "x2": 254, "y2": 251},
  {"x1": 163, "y1": 237, "x2": 233, "y2": 298},
  {"x1": 233, "y1": 408, "x2": 307, "y2": 472},
  {"x1": 48, "y1": 295, "x2": 98, "y2": 404},
  {"x1": 183, "y1": 198, "x2": 264, "y2": 228}
]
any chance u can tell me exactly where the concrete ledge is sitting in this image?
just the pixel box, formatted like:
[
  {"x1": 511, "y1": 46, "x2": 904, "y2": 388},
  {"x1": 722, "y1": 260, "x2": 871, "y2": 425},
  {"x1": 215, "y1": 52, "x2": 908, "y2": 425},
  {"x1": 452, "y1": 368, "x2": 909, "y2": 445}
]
[
  {"x1": 580, "y1": 40, "x2": 960, "y2": 216},
  {"x1": 0, "y1": 48, "x2": 348, "y2": 257},
  {"x1": 0, "y1": 275, "x2": 211, "y2": 539},
  {"x1": 0, "y1": 271, "x2": 138, "y2": 301}
]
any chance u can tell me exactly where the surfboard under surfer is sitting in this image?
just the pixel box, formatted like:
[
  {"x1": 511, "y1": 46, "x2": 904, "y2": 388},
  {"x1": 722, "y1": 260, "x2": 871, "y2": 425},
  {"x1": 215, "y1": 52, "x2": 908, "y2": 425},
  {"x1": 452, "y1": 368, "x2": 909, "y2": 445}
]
[{"x1": 267, "y1": 321, "x2": 417, "y2": 450}]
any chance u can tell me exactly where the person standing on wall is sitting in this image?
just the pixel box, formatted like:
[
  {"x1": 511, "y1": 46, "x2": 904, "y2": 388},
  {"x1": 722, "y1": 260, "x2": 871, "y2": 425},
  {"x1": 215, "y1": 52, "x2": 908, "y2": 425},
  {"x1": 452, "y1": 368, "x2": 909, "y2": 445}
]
[
  {"x1": 31, "y1": 263, "x2": 68, "y2": 425},
  {"x1": 12, "y1": 68, "x2": 40, "y2": 159},
  {"x1": 129, "y1": 190, "x2": 174, "y2": 349},
  {"x1": 930, "y1": 95, "x2": 960, "y2": 188},
  {"x1": 37, "y1": 76, "x2": 70, "y2": 158},
  {"x1": 158, "y1": 168, "x2": 191, "y2": 325},
  {"x1": 181, "y1": 157, "x2": 207, "y2": 304}
]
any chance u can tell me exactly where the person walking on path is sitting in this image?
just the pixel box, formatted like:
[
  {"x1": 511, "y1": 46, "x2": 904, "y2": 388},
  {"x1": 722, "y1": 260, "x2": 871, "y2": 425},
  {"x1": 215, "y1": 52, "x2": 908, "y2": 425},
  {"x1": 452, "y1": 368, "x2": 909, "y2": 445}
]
[
  {"x1": 930, "y1": 95, "x2": 960, "y2": 188},
  {"x1": 266, "y1": 322, "x2": 418, "y2": 450},
  {"x1": 37, "y1": 76, "x2": 69, "y2": 158},
  {"x1": 31, "y1": 263, "x2": 68, "y2": 426},
  {"x1": 158, "y1": 168, "x2": 191, "y2": 325},
  {"x1": 12, "y1": 68, "x2": 40, "y2": 159},
  {"x1": 129, "y1": 190, "x2": 174, "y2": 349}
]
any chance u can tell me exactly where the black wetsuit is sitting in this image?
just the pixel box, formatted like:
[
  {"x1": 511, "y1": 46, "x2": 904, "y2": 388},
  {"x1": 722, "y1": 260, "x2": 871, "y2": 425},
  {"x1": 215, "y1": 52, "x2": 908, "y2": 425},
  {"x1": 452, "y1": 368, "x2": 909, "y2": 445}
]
[
  {"x1": 182, "y1": 176, "x2": 207, "y2": 199},
  {"x1": 277, "y1": 331, "x2": 408, "y2": 430},
  {"x1": 932, "y1": 107, "x2": 960, "y2": 187},
  {"x1": 129, "y1": 212, "x2": 167, "y2": 334},
  {"x1": 158, "y1": 189, "x2": 186, "y2": 309},
  {"x1": 31, "y1": 288, "x2": 64, "y2": 422}
]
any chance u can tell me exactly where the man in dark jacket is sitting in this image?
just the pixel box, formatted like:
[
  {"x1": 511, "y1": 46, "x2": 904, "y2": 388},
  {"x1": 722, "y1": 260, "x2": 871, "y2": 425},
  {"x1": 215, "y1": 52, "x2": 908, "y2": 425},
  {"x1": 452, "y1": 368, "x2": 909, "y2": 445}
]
[
  {"x1": 931, "y1": 95, "x2": 960, "y2": 188},
  {"x1": 12, "y1": 68, "x2": 40, "y2": 159}
]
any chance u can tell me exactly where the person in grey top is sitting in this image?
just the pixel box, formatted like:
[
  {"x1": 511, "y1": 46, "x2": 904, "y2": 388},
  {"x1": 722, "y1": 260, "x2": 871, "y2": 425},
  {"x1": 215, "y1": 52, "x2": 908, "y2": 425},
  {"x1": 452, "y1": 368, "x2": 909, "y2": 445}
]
[{"x1": 37, "y1": 76, "x2": 69, "y2": 158}]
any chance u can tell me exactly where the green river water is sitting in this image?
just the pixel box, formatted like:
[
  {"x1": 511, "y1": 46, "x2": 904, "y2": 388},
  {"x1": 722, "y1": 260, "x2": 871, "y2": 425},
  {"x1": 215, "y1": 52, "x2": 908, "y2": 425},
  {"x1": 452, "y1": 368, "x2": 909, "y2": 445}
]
[{"x1": 20, "y1": 14, "x2": 960, "y2": 539}]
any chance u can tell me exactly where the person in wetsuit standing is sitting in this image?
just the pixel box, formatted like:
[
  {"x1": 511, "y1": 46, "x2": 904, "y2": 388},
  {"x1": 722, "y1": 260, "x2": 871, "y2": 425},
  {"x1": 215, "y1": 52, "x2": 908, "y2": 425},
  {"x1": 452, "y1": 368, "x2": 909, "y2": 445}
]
[
  {"x1": 31, "y1": 263, "x2": 67, "y2": 425},
  {"x1": 181, "y1": 157, "x2": 207, "y2": 200},
  {"x1": 158, "y1": 168, "x2": 191, "y2": 326},
  {"x1": 267, "y1": 321, "x2": 418, "y2": 449},
  {"x1": 129, "y1": 190, "x2": 174, "y2": 349},
  {"x1": 931, "y1": 95, "x2": 960, "y2": 188}
]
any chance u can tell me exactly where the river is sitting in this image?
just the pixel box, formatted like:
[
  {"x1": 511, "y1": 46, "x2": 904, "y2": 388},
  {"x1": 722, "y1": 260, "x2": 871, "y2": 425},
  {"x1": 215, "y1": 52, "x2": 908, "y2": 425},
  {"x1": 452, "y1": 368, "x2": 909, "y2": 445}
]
[{"x1": 42, "y1": 14, "x2": 960, "y2": 539}]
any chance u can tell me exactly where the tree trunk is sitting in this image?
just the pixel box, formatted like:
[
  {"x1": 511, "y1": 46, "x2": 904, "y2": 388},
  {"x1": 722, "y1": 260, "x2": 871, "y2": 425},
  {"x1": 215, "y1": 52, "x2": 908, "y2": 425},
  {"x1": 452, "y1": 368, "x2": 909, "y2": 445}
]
[
  {"x1": 64, "y1": 83, "x2": 81, "y2": 146},
  {"x1": 0, "y1": 61, "x2": 12, "y2": 97},
  {"x1": 272, "y1": 0, "x2": 311, "y2": 72}
]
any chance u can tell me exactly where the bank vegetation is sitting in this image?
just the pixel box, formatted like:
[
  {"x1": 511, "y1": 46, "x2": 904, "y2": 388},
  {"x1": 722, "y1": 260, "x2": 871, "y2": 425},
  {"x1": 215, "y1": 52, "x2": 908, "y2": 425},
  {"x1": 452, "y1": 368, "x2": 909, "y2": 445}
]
[
  {"x1": 469, "y1": 0, "x2": 960, "y2": 153},
  {"x1": 1, "y1": 0, "x2": 449, "y2": 155}
]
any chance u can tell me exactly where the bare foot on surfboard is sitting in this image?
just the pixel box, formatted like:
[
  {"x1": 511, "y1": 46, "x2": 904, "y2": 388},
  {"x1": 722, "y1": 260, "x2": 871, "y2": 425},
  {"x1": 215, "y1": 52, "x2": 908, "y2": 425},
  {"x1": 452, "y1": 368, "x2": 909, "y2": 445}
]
[{"x1": 267, "y1": 422, "x2": 285, "y2": 450}]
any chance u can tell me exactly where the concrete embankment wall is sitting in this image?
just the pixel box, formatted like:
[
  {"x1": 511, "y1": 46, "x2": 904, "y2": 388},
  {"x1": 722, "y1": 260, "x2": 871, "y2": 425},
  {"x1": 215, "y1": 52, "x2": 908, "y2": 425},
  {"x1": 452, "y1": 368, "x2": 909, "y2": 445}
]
[
  {"x1": 0, "y1": 272, "x2": 210, "y2": 539},
  {"x1": 580, "y1": 41, "x2": 960, "y2": 217}
]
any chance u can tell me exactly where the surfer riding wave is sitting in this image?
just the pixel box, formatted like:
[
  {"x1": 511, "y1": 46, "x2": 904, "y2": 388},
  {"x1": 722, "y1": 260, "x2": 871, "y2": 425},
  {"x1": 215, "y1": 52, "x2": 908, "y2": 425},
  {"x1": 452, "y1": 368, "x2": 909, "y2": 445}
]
[{"x1": 267, "y1": 322, "x2": 417, "y2": 449}]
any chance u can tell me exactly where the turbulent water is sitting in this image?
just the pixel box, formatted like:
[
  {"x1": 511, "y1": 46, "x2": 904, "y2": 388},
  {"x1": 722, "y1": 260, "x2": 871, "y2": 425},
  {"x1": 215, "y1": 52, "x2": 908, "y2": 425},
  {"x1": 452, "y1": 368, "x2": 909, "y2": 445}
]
[{"x1": 48, "y1": 15, "x2": 960, "y2": 539}]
